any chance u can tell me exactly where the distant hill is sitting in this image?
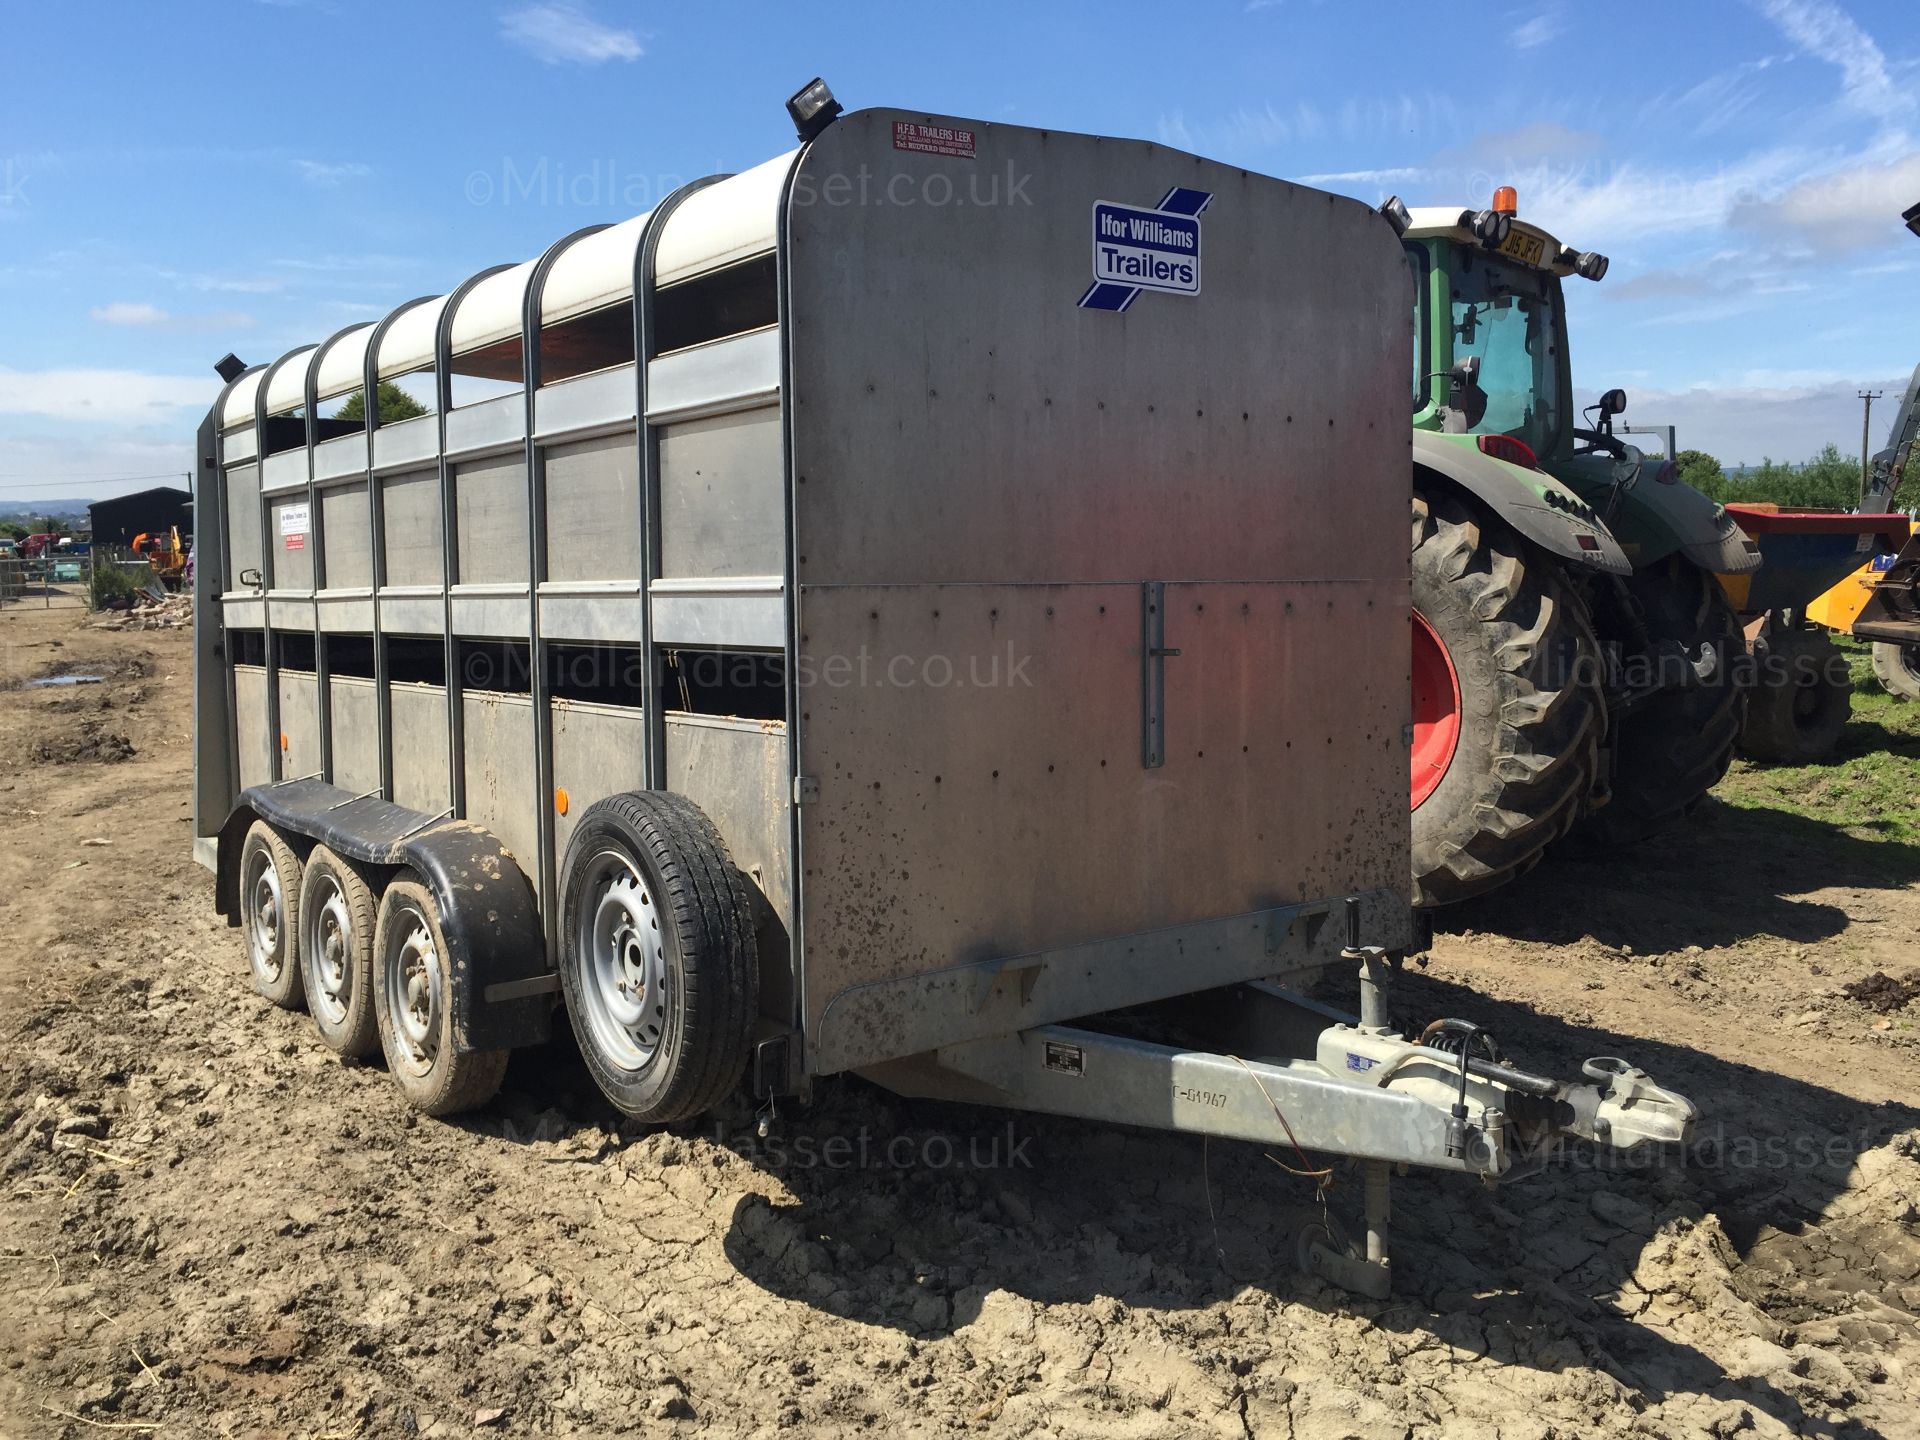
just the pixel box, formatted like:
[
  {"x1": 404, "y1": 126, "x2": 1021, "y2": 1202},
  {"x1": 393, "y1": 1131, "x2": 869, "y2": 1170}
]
[{"x1": 0, "y1": 499, "x2": 93, "y2": 524}]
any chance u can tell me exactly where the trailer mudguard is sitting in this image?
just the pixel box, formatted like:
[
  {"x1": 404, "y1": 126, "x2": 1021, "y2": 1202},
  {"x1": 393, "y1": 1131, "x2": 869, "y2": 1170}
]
[
  {"x1": 1411, "y1": 431, "x2": 1630, "y2": 575},
  {"x1": 214, "y1": 779, "x2": 554, "y2": 1052}
]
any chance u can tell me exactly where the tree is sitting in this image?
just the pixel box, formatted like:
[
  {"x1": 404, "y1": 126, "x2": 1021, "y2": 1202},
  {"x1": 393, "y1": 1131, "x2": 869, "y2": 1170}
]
[
  {"x1": 335, "y1": 381, "x2": 428, "y2": 426},
  {"x1": 0, "y1": 520, "x2": 26, "y2": 541},
  {"x1": 1673, "y1": 448, "x2": 1727, "y2": 500},
  {"x1": 1719, "y1": 444, "x2": 1861, "y2": 509}
]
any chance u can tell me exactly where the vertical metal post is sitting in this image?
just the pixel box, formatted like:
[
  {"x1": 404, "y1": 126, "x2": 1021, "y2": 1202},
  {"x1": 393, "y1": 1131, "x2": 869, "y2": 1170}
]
[
  {"x1": 1364, "y1": 1161, "x2": 1390, "y2": 1270},
  {"x1": 254, "y1": 350, "x2": 305, "y2": 784},
  {"x1": 436, "y1": 266, "x2": 514, "y2": 820},
  {"x1": 524, "y1": 225, "x2": 608, "y2": 949},
  {"x1": 1860, "y1": 390, "x2": 1885, "y2": 505},
  {"x1": 633, "y1": 177, "x2": 728, "y2": 793},
  {"x1": 1140, "y1": 580, "x2": 1175, "y2": 769},
  {"x1": 362, "y1": 298, "x2": 436, "y2": 803}
]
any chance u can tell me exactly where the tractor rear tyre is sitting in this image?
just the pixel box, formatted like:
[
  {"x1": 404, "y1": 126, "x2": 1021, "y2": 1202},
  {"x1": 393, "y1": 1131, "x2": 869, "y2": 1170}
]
[
  {"x1": 1871, "y1": 641, "x2": 1920, "y2": 700},
  {"x1": 1739, "y1": 626, "x2": 1850, "y2": 762},
  {"x1": 1410, "y1": 488, "x2": 1604, "y2": 908},
  {"x1": 1574, "y1": 556, "x2": 1743, "y2": 847}
]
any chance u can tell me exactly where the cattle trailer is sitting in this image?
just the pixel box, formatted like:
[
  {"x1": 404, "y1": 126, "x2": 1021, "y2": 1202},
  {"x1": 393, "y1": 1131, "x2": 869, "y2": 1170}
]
[{"x1": 191, "y1": 90, "x2": 1694, "y2": 1295}]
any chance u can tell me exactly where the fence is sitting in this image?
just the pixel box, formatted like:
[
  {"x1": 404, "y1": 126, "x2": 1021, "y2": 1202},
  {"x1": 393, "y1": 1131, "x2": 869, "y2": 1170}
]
[{"x1": 0, "y1": 549, "x2": 160, "y2": 615}]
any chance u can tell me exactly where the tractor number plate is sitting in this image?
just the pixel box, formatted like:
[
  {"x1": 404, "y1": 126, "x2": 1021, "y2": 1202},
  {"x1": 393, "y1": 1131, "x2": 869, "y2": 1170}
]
[{"x1": 1497, "y1": 228, "x2": 1548, "y2": 267}]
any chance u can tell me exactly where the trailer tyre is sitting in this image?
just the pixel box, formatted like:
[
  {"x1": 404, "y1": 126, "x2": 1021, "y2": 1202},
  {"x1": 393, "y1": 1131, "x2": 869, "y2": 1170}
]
[
  {"x1": 1871, "y1": 641, "x2": 1920, "y2": 701},
  {"x1": 240, "y1": 820, "x2": 306, "y2": 1010},
  {"x1": 1573, "y1": 556, "x2": 1743, "y2": 847},
  {"x1": 1410, "y1": 488, "x2": 1603, "y2": 908},
  {"x1": 558, "y1": 791, "x2": 758, "y2": 1125},
  {"x1": 1739, "y1": 626, "x2": 1850, "y2": 763},
  {"x1": 298, "y1": 846, "x2": 381, "y2": 1059},
  {"x1": 373, "y1": 878, "x2": 509, "y2": 1116}
]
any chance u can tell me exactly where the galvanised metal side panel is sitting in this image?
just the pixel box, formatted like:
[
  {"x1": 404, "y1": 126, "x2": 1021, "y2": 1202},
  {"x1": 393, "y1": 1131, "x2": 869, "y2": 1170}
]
[
  {"x1": 533, "y1": 365, "x2": 637, "y2": 440},
  {"x1": 225, "y1": 464, "x2": 262, "y2": 589},
  {"x1": 664, "y1": 715, "x2": 793, "y2": 936},
  {"x1": 319, "y1": 484, "x2": 373, "y2": 591},
  {"x1": 329, "y1": 678, "x2": 381, "y2": 796},
  {"x1": 379, "y1": 470, "x2": 443, "y2": 588},
  {"x1": 644, "y1": 328, "x2": 780, "y2": 424},
  {"x1": 448, "y1": 590, "x2": 531, "y2": 640},
  {"x1": 786, "y1": 112, "x2": 1410, "y2": 1059},
  {"x1": 260, "y1": 450, "x2": 308, "y2": 495},
  {"x1": 277, "y1": 671, "x2": 321, "y2": 779},
  {"x1": 544, "y1": 432, "x2": 640, "y2": 584},
  {"x1": 268, "y1": 496, "x2": 314, "y2": 592},
  {"x1": 234, "y1": 666, "x2": 273, "y2": 790},
  {"x1": 371, "y1": 415, "x2": 439, "y2": 474},
  {"x1": 462, "y1": 691, "x2": 538, "y2": 869},
  {"x1": 389, "y1": 684, "x2": 451, "y2": 814},
  {"x1": 454, "y1": 456, "x2": 530, "y2": 586},
  {"x1": 658, "y1": 408, "x2": 784, "y2": 579},
  {"x1": 378, "y1": 594, "x2": 445, "y2": 636},
  {"x1": 224, "y1": 428, "x2": 259, "y2": 463},
  {"x1": 313, "y1": 436, "x2": 366, "y2": 483},
  {"x1": 444, "y1": 393, "x2": 527, "y2": 457},
  {"x1": 538, "y1": 591, "x2": 647, "y2": 645},
  {"x1": 316, "y1": 597, "x2": 375, "y2": 633},
  {"x1": 550, "y1": 699, "x2": 645, "y2": 864}
]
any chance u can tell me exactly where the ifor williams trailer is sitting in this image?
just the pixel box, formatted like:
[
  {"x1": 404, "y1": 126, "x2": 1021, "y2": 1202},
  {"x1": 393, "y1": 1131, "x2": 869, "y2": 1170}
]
[{"x1": 190, "y1": 84, "x2": 1694, "y2": 1296}]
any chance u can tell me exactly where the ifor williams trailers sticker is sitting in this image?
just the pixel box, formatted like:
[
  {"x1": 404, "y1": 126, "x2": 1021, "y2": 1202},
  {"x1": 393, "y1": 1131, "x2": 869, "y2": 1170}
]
[{"x1": 1079, "y1": 186, "x2": 1211, "y2": 312}]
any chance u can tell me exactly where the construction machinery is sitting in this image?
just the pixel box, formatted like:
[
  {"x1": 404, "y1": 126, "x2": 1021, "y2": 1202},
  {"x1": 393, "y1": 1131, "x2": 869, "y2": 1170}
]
[
  {"x1": 132, "y1": 526, "x2": 190, "y2": 590},
  {"x1": 1805, "y1": 360, "x2": 1920, "y2": 698},
  {"x1": 1392, "y1": 190, "x2": 1756, "y2": 906},
  {"x1": 188, "y1": 87, "x2": 1695, "y2": 1297}
]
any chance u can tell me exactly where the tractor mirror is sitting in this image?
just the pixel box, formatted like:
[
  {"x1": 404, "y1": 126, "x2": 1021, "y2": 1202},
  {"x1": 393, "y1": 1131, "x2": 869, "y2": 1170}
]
[{"x1": 1598, "y1": 388, "x2": 1628, "y2": 419}]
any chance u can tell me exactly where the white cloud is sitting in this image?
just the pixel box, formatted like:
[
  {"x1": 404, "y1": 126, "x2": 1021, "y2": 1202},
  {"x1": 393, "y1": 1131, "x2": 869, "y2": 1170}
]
[
  {"x1": 499, "y1": 2, "x2": 643, "y2": 65},
  {"x1": 1729, "y1": 149, "x2": 1920, "y2": 251},
  {"x1": 1755, "y1": 0, "x2": 1912, "y2": 125},
  {"x1": 0, "y1": 367, "x2": 213, "y2": 423},
  {"x1": 295, "y1": 159, "x2": 372, "y2": 186},
  {"x1": 89, "y1": 302, "x2": 255, "y2": 331},
  {"x1": 1591, "y1": 373, "x2": 1906, "y2": 467},
  {"x1": 1510, "y1": 4, "x2": 1566, "y2": 51}
]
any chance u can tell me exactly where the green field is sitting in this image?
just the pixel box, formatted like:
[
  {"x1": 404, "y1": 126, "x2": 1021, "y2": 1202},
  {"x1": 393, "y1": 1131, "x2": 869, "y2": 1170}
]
[{"x1": 1718, "y1": 639, "x2": 1920, "y2": 846}]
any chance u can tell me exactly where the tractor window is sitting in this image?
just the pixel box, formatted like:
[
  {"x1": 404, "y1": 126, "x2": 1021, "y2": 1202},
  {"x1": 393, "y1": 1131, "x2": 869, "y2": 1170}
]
[{"x1": 1449, "y1": 252, "x2": 1562, "y2": 457}]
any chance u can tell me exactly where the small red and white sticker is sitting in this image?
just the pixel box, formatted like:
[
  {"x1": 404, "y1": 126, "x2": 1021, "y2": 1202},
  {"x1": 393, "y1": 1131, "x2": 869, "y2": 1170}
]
[{"x1": 892, "y1": 120, "x2": 976, "y2": 159}]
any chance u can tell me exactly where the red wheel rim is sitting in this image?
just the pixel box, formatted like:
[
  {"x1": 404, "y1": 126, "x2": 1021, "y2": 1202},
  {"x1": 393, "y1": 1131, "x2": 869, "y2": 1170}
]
[{"x1": 1410, "y1": 610, "x2": 1461, "y2": 809}]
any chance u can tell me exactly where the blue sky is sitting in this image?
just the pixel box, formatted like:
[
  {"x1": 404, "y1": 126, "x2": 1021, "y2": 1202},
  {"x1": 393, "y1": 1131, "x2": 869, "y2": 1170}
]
[{"x1": 2, "y1": 0, "x2": 1916, "y2": 500}]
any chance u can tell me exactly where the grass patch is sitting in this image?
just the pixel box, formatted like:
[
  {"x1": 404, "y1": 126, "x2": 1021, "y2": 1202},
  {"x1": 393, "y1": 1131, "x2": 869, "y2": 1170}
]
[{"x1": 1716, "y1": 638, "x2": 1920, "y2": 845}]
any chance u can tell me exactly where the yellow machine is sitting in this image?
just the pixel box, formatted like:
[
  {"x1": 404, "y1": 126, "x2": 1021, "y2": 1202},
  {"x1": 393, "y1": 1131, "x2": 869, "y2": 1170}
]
[{"x1": 132, "y1": 526, "x2": 189, "y2": 589}]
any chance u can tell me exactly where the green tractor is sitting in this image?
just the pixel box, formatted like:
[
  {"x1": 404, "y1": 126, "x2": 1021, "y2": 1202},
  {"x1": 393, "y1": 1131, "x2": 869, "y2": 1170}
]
[{"x1": 1390, "y1": 189, "x2": 1759, "y2": 907}]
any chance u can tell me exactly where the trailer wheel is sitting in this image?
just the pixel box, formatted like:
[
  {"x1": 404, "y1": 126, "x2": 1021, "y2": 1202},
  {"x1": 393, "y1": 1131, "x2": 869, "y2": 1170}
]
[
  {"x1": 240, "y1": 820, "x2": 306, "y2": 1010},
  {"x1": 1410, "y1": 488, "x2": 1603, "y2": 907},
  {"x1": 1871, "y1": 641, "x2": 1920, "y2": 700},
  {"x1": 1574, "y1": 556, "x2": 1743, "y2": 846},
  {"x1": 298, "y1": 846, "x2": 380, "y2": 1059},
  {"x1": 373, "y1": 878, "x2": 508, "y2": 1115},
  {"x1": 558, "y1": 792, "x2": 757, "y2": 1124},
  {"x1": 1739, "y1": 626, "x2": 1851, "y2": 762}
]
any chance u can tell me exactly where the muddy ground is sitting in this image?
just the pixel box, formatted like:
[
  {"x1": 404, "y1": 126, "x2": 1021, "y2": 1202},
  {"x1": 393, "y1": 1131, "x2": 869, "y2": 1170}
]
[{"x1": 2, "y1": 604, "x2": 1918, "y2": 1439}]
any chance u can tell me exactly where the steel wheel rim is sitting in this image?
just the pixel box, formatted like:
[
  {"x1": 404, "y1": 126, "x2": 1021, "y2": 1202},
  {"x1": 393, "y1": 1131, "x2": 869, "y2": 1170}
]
[
  {"x1": 244, "y1": 846, "x2": 284, "y2": 984},
  {"x1": 306, "y1": 877, "x2": 354, "y2": 1027},
  {"x1": 574, "y1": 849, "x2": 667, "y2": 1073},
  {"x1": 1410, "y1": 610, "x2": 1462, "y2": 809},
  {"x1": 384, "y1": 903, "x2": 442, "y2": 1078}
]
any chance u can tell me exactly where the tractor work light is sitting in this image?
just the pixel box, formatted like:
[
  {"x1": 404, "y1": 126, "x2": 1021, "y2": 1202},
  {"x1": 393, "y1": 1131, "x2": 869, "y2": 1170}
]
[
  {"x1": 1491, "y1": 185, "x2": 1518, "y2": 216},
  {"x1": 214, "y1": 353, "x2": 248, "y2": 383},
  {"x1": 1471, "y1": 209, "x2": 1513, "y2": 248},
  {"x1": 1575, "y1": 250, "x2": 1610, "y2": 281},
  {"x1": 1905, "y1": 200, "x2": 1920, "y2": 238},
  {"x1": 1380, "y1": 195, "x2": 1412, "y2": 237},
  {"x1": 786, "y1": 77, "x2": 843, "y2": 142}
]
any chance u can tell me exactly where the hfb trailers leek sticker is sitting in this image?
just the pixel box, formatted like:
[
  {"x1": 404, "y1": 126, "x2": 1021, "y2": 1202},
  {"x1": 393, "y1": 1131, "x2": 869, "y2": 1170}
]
[{"x1": 1080, "y1": 186, "x2": 1211, "y2": 312}]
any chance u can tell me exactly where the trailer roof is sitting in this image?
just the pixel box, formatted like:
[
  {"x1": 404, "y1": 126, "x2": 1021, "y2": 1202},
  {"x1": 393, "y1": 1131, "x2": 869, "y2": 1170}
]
[{"x1": 219, "y1": 150, "x2": 797, "y2": 432}]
